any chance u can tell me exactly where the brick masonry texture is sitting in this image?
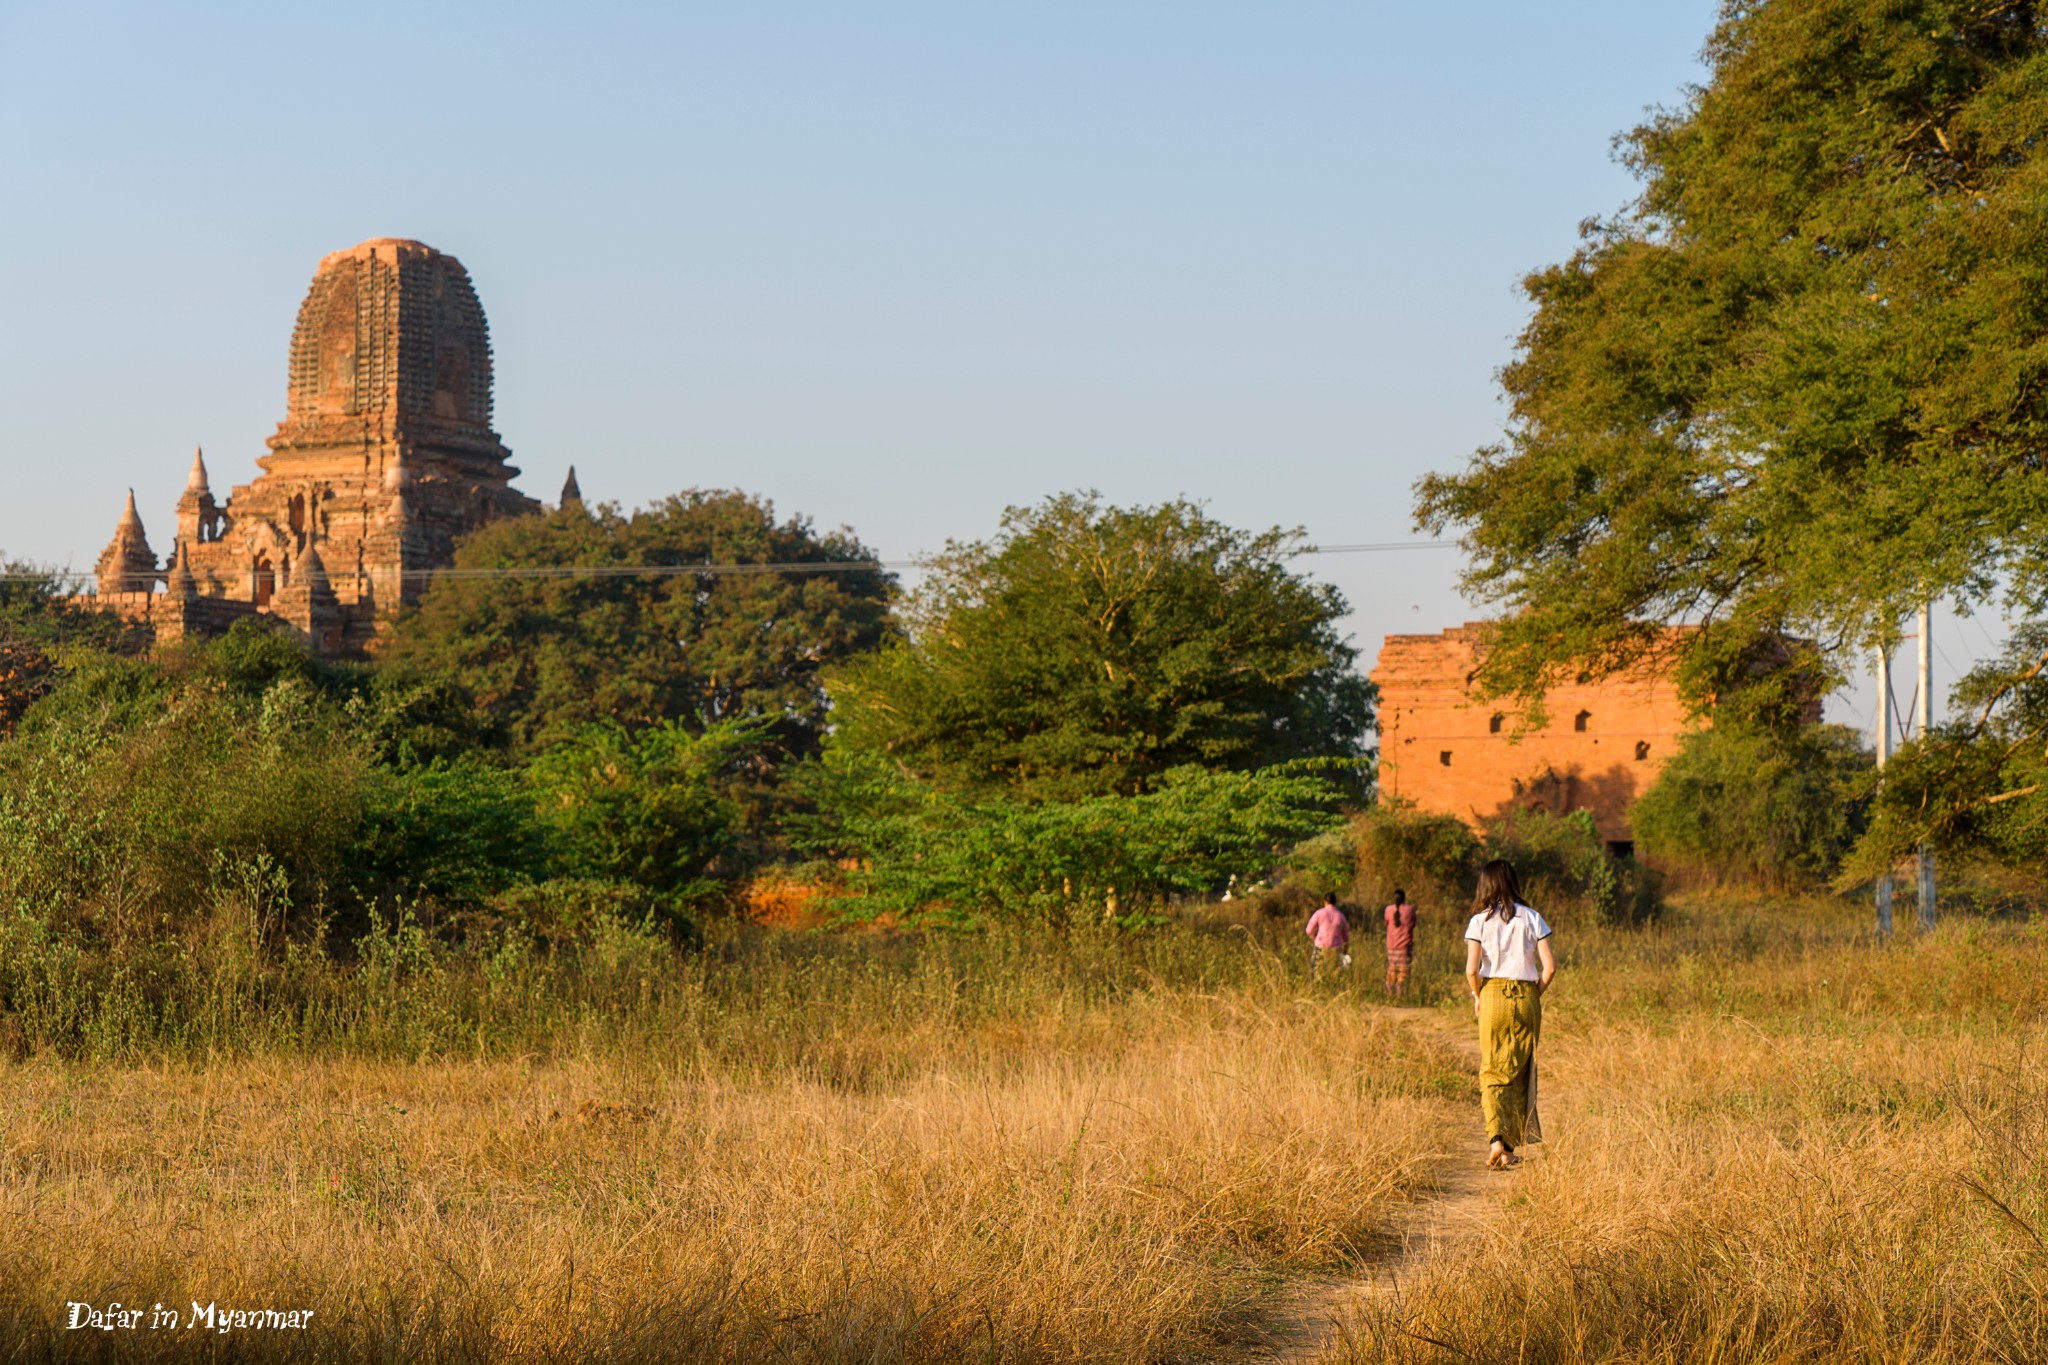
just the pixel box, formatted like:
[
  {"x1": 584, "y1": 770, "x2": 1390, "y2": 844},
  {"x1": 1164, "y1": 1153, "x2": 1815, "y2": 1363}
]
[{"x1": 1372, "y1": 624, "x2": 1698, "y2": 844}]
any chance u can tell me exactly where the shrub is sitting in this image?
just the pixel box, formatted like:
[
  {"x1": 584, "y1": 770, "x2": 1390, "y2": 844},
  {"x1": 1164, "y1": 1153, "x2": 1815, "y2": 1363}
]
[
  {"x1": 1486, "y1": 807, "x2": 1661, "y2": 927},
  {"x1": 526, "y1": 718, "x2": 761, "y2": 903},
  {"x1": 0, "y1": 671, "x2": 369, "y2": 936},
  {"x1": 1634, "y1": 719, "x2": 1870, "y2": 888},
  {"x1": 350, "y1": 759, "x2": 545, "y2": 904},
  {"x1": 1347, "y1": 803, "x2": 1483, "y2": 911},
  {"x1": 802, "y1": 758, "x2": 1347, "y2": 925},
  {"x1": 1336, "y1": 803, "x2": 1658, "y2": 929}
]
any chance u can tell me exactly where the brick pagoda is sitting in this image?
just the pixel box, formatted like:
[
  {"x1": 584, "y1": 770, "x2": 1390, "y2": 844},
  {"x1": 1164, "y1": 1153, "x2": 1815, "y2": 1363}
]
[{"x1": 88, "y1": 237, "x2": 542, "y2": 655}]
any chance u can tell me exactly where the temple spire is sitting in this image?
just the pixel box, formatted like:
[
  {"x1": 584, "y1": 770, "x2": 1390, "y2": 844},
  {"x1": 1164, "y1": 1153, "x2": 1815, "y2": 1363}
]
[
  {"x1": 96, "y1": 489, "x2": 158, "y2": 596},
  {"x1": 170, "y1": 539, "x2": 198, "y2": 600},
  {"x1": 560, "y1": 466, "x2": 583, "y2": 508},
  {"x1": 177, "y1": 447, "x2": 220, "y2": 547}
]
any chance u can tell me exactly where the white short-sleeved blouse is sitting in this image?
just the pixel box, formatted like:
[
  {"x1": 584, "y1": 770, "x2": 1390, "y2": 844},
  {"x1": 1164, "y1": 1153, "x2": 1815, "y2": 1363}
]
[{"x1": 1464, "y1": 903, "x2": 1553, "y2": 982}]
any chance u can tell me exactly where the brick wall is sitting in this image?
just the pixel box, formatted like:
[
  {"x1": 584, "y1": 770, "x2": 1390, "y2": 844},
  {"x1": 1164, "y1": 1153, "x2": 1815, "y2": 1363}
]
[{"x1": 1372, "y1": 625, "x2": 1698, "y2": 844}]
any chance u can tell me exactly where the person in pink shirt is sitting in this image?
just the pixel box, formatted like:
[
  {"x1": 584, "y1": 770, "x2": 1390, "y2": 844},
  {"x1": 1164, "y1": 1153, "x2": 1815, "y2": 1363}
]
[
  {"x1": 1384, "y1": 888, "x2": 1418, "y2": 999},
  {"x1": 1304, "y1": 894, "x2": 1350, "y2": 981}
]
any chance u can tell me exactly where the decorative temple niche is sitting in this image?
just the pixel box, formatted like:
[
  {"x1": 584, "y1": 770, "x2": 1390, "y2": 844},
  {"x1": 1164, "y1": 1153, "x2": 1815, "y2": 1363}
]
[
  {"x1": 253, "y1": 555, "x2": 275, "y2": 608},
  {"x1": 289, "y1": 493, "x2": 307, "y2": 539},
  {"x1": 1635, "y1": 740, "x2": 1652, "y2": 761},
  {"x1": 1574, "y1": 709, "x2": 1592, "y2": 732},
  {"x1": 1489, "y1": 712, "x2": 1505, "y2": 734},
  {"x1": 1439, "y1": 750, "x2": 1453, "y2": 766}
]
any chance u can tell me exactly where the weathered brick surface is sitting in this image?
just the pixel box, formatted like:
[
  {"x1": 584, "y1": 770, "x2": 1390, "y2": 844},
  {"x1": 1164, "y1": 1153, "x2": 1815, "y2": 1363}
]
[{"x1": 1372, "y1": 625, "x2": 1697, "y2": 844}]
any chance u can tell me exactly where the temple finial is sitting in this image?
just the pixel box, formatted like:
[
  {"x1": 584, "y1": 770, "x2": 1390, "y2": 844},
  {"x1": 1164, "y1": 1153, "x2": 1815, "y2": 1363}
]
[{"x1": 560, "y1": 466, "x2": 583, "y2": 508}]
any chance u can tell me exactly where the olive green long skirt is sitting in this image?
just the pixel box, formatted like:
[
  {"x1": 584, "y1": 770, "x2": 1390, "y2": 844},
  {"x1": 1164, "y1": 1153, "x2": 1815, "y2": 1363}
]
[{"x1": 1477, "y1": 977, "x2": 1543, "y2": 1147}]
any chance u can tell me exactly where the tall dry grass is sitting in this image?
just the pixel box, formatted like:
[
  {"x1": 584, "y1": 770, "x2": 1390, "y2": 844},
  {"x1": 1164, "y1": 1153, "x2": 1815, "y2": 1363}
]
[
  {"x1": 0, "y1": 932, "x2": 1461, "y2": 1363},
  {"x1": 15, "y1": 891, "x2": 2048, "y2": 1362},
  {"x1": 1335, "y1": 898, "x2": 2048, "y2": 1365}
]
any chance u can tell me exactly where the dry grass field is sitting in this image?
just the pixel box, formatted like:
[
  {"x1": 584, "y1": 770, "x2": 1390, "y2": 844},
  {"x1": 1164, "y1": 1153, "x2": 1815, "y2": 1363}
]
[
  {"x1": 1335, "y1": 897, "x2": 2048, "y2": 1365},
  {"x1": 0, "y1": 921, "x2": 1463, "y2": 1363},
  {"x1": 3, "y1": 896, "x2": 2045, "y2": 1363}
]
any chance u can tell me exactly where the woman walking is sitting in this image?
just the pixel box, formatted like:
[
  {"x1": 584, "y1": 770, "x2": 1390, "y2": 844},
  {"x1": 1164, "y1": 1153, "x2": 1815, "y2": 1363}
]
[
  {"x1": 1463, "y1": 860, "x2": 1555, "y2": 1169},
  {"x1": 1383, "y1": 888, "x2": 1417, "y2": 999}
]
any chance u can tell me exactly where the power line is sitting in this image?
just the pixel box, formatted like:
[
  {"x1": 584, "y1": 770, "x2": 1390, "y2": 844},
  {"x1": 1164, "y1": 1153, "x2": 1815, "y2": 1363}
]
[{"x1": 0, "y1": 538, "x2": 1464, "y2": 587}]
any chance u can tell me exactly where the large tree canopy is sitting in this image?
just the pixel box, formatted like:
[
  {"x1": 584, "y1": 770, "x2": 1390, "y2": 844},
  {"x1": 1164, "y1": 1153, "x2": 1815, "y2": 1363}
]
[
  {"x1": 1419, "y1": 0, "x2": 2048, "y2": 713},
  {"x1": 383, "y1": 492, "x2": 895, "y2": 761},
  {"x1": 825, "y1": 492, "x2": 1372, "y2": 801}
]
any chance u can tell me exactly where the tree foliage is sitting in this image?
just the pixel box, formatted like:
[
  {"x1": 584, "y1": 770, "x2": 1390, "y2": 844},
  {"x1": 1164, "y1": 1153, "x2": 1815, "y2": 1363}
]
[
  {"x1": 0, "y1": 563, "x2": 146, "y2": 737},
  {"x1": 800, "y1": 756, "x2": 1347, "y2": 925},
  {"x1": 1417, "y1": 0, "x2": 2048, "y2": 717},
  {"x1": 826, "y1": 492, "x2": 1373, "y2": 801},
  {"x1": 385, "y1": 492, "x2": 895, "y2": 761},
  {"x1": 1633, "y1": 719, "x2": 1871, "y2": 887},
  {"x1": 526, "y1": 719, "x2": 760, "y2": 902},
  {"x1": 1850, "y1": 624, "x2": 2048, "y2": 877},
  {"x1": 0, "y1": 622, "x2": 754, "y2": 939}
]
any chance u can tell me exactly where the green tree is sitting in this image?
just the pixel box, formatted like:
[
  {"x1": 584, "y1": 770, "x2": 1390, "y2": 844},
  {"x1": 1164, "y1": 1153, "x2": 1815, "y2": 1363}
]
[
  {"x1": 1633, "y1": 720, "x2": 1871, "y2": 887},
  {"x1": 384, "y1": 492, "x2": 895, "y2": 763},
  {"x1": 826, "y1": 492, "x2": 1372, "y2": 800},
  {"x1": 0, "y1": 561, "x2": 147, "y2": 736},
  {"x1": 526, "y1": 718, "x2": 761, "y2": 902},
  {"x1": 1416, "y1": 1, "x2": 2048, "y2": 722}
]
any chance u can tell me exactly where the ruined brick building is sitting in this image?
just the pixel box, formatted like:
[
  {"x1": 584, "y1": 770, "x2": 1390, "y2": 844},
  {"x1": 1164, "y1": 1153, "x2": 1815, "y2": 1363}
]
[
  {"x1": 87, "y1": 238, "x2": 545, "y2": 655},
  {"x1": 1373, "y1": 624, "x2": 1698, "y2": 851}
]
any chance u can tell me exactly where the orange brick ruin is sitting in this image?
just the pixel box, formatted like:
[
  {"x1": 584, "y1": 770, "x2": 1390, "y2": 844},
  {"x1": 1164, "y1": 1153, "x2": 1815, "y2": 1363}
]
[
  {"x1": 85, "y1": 238, "x2": 552, "y2": 656},
  {"x1": 1373, "y1": 624, "x2": 1698, "y2": 848}
]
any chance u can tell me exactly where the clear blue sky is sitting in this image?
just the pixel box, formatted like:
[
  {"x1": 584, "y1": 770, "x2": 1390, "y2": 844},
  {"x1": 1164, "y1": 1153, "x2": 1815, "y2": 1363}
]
[{"x1": 19, "y1": 1, "x2": 1969, "y2": 726}]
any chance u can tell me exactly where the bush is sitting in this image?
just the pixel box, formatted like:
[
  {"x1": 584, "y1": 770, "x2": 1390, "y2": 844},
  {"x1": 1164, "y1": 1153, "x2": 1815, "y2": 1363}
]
[
  {"x1": 1486, "y1": 807, "x2": 1661, "y2": 927},
  {"x1": 801, "y1": 758, "x2": 1348, "y2": 925},
  {"x1": 1335, "y1": 803, "x2": 1658, "y2": 930},
  {"x1": 1347, "y1": 803, "x2": 1483, "y2": 911},
  {"x1": 484, "y1": 877, "x2": 699, "y2": 950},
  {"x1": 526, "y1": 718, "x2": 761, "y2": 902},
  {"x1": 351, "y1": 759, "x2": 545, "y2": 904},
  {"x1": 0, "y1": 670, "x2": 369, "y2": 937},
  {"x1": 1634, "y1": 719, "x2": 1870, "y2": 888}
]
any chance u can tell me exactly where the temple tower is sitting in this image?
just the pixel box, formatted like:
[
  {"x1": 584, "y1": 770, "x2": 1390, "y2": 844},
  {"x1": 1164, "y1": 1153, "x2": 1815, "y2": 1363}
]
[{"x1": 170, "y1": 237, "x2": 541, "y2": 653}]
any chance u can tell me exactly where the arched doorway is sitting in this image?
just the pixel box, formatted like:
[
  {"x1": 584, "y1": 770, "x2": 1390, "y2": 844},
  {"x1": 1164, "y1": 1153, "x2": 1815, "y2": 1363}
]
[{"x1": 253, "y1": 555, "x2": 275, "y2": 608}]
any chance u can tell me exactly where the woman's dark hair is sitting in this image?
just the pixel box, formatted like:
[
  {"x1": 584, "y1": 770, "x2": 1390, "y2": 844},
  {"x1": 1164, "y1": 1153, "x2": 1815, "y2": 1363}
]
[
  {"x1": 1473, "y1": 860, "x2": 1524, "y2": 923},
  {"x1": 1392, "y1": 887, "x2": 1407, "y2": 905}
]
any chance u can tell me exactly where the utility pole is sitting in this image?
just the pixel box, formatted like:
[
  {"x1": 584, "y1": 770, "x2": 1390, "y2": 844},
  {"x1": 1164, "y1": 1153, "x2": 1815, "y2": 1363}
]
[
  {"x1": 1875, "y1": 640, "x2": 1893, "y2": 938},
  {"x1": 1917, "y1": 600, "x2": 1937, "y2": 930}
]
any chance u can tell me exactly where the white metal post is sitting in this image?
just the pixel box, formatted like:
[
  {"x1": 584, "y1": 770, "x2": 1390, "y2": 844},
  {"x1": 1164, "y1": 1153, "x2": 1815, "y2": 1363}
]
[
  {"x1": 1875, "y1": 641, "x2": 1893, "y2": 938},
  {"x1": 1917, "y1": 600, "x2": 1936, "y2": 930}
]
